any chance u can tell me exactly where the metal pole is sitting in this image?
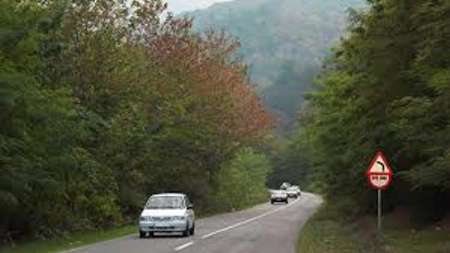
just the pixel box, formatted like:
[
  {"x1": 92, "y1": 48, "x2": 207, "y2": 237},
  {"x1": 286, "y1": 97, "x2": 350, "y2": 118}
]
[{"x1": 378, "y1": 189, "x2": 382, "y2": 232}]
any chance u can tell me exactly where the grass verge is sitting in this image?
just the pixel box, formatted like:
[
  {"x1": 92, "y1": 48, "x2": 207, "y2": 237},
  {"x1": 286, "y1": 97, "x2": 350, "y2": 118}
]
[
  {"x1": 297, "y1": 204, "x2": 450, "y2": 253},
  {"x1": 0, "y1": 225, "x2": 136, "y2": 253},
  {"x1": 297, "y1": 204, "x2": 366, "y2": 253}
]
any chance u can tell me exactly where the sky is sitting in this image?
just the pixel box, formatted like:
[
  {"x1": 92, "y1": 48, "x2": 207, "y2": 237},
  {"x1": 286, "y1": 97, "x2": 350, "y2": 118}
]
[{"x1": 166, "y1": 0, "x2": 232, "y2": 13}]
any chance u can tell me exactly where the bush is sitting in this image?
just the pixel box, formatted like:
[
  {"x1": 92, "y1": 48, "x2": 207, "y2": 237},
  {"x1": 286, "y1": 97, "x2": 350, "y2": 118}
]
[{"x1": 214, "y1": 148, "x2": 271, "y2": 211}]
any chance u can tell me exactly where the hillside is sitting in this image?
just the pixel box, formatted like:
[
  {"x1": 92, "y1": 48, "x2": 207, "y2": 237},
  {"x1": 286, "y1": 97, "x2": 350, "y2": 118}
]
[{"x1": 186, "y1": 0, "x2": 364, "y2": 126}]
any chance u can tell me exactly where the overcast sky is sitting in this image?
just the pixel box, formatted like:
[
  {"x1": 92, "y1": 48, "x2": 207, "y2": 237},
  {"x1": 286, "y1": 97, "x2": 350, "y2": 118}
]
[{"x1": 166, "y1": 0, "x2": 232, "y2": 13}]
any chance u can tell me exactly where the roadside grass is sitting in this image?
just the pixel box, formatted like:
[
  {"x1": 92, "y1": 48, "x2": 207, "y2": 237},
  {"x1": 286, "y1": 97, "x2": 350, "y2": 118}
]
[
  {"x1": 382, "y1": 213, "x2": 450, "y2": 253},
  {"x1": 0, "y1": 225, "x2": 136, "y2": 253},
  {"x1": 298, "y1": 204, "x2": 450, "y2": 253},
  {"x1": 297, "y1": 204, "x2": 367, "y2": 253}
]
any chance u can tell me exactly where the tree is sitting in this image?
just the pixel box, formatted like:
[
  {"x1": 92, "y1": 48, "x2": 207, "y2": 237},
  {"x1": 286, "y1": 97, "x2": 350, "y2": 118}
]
[
  {"x1": 296, "y1": 0, "x2": 450, "y2": 220},
  {"x1": 1, "y1": 0, "x2": 273, "y2": 241}
]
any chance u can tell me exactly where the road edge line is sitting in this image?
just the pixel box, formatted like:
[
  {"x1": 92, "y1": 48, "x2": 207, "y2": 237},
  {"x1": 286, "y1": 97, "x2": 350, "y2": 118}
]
[
  {"x1": 174, "y1": 241, "x2": 195, "y2": 251},
  {"x1": 201, "y1": 199, "x2": 299, "y2": 240}
]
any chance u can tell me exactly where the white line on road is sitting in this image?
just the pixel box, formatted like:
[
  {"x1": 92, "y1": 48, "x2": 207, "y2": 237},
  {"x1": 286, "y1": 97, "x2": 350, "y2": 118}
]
[
  {"x1": 201, "y1": 199, "x2": 298, "y2": 240},
  {"x1": 173, "y1": 198, "x2": 300, "y2": 251},
  {"x1": 174, "y1": 241, "x2": 195, "y2": 251}
]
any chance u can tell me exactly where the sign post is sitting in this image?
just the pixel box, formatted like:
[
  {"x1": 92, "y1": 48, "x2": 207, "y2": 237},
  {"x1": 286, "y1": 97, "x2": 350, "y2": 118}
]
[
  {"x1": 366, "y1": 151, "x2": 393, "y2": 234},
  {"x1": 378, "y1": 189, "x2": 381, "y2": 231}
]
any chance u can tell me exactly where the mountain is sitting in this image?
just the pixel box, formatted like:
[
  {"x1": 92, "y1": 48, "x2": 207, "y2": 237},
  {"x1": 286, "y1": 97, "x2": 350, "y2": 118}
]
[
  {"x1": 184, "y1": 0, "x2": 365, "y2": 128},
  {"x1": 166, "y1": 0, "x2": 231, "y2": 14}
]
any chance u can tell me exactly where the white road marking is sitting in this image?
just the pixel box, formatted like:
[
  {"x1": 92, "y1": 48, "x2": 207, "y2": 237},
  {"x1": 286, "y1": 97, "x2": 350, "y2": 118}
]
[
  {"x1": 201, "y1": 199, "x2": 299, "y2": 240},
  {"x1": 172, "y1": 199, "x2": 300, "y2": 251},
  {"x1": 174, "y1": 241, "x2": 195, "y2": 251}
]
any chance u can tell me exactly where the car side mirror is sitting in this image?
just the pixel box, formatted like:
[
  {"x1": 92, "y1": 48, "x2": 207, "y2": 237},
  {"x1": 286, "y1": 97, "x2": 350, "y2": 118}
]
[{"x1": 187, "y1": 203, "x2": 194, "y2": 209}]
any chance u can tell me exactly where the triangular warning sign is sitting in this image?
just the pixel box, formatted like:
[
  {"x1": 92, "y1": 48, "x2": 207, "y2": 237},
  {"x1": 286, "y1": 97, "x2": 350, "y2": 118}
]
[
  {"x1": 366, "y1": 151, "x2": 393, "y2": 190},
  {"x1": 367, "y1": 151, "x2": 393, "y2": 175}
]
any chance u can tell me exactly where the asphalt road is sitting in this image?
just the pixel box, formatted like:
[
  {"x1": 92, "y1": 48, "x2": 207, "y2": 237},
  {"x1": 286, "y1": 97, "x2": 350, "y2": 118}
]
[{"x1": 65, "y1": 193, "x2": 322, "y2": 253}]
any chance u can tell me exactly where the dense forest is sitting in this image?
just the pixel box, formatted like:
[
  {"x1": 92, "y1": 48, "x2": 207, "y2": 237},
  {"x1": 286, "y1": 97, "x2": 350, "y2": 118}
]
[
  {"x1": 187, "y1": 0, "x2": 364, "y2": 126},
  {"x1": 3, "y1": 0, "x2": 449, "y2": 247},
  {"x1": 0, "y1": 0, "x2": 273, "y2": 242},
  {"x1": 294, "y1": 0, "x2": 450, "y2": 222}
]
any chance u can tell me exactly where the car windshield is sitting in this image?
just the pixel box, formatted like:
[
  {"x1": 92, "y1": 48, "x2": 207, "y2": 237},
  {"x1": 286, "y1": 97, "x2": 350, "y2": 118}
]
[{"x1": 145, "y1": 196, "x2": 185, "y2": 209}]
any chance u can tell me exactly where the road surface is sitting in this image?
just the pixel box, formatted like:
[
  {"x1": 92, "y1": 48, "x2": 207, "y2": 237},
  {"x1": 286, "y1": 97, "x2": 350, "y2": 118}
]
[{"x1": 65, "y1": 193, "x2": 322, "y2": 253}]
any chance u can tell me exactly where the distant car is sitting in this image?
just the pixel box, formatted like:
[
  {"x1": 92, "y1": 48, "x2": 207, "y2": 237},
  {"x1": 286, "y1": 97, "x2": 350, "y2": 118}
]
[
  {"x1": 280, "y1": 182, "x2": 291, "y2": 190},
  {"x1": 270, "y1": 190, "x2": 288, "y2": 204},
  {"x1": 139, "y1": 193, "x2": 195, "y2": 238},
  {"x1": 286, "y1": 186, "x2": 300, "y2": 198},
  {"x1": 292, "y1": 186, "x2": 301, "y2": 196}
]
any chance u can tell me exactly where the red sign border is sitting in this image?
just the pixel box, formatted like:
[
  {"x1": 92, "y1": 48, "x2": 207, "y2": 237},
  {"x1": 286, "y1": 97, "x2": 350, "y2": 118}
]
[{"x1": 366, "y1": 151, "x2": 393, "y2": 190}]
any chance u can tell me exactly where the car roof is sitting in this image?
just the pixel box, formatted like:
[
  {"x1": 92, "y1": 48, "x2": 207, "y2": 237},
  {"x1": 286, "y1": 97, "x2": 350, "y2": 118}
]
[{"x1": 150, "y1": 193, "x2": 186, "y2": 198}]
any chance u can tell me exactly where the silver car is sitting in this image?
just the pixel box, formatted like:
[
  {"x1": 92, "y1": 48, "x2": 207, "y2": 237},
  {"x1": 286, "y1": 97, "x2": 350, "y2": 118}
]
[
  {"x1": 286, "y1": 186, "x2": 301, "y2": 198},
  {"x1": 270, "y1": 190, "x2": 289, "y2": 204},
  {"x1": 139, "y1": 193, "x2": 195, "y2": 238}
]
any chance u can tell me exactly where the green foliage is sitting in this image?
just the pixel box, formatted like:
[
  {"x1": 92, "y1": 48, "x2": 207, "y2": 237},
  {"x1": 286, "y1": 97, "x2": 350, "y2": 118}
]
[
  {"x1": 267, "y1": 130, "x2": 312, "y2": 189},
  {"x1": 0, "y1": 0, "x2": 121, "y2": 239},
  {"x1": 213, "y1": 148, "x2": 271, "y2": 211},
  {"x1": 295, "y1": 0, "x2": 450, "y2": 219},
  {"x1": 0, "y1": 0, "x2": 273, "y2": 243}
]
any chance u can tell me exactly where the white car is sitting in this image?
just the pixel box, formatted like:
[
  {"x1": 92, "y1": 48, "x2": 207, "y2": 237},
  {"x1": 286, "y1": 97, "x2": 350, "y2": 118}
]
[
  {"x1": 293, "y1": 186, "x2": 301, "y2": 196},
  {"x1": 139, "y1": 193, "x2": 195, "y2": 238},
  {"x1": 287, "y1": 186, "x2": 301, "y2": 198},
  {"x1": 280, "y1": 182, "x2": 291, "y2": 190},
  {"x1": 270, "y1": 190, "x2": 289, "y2": 204}
]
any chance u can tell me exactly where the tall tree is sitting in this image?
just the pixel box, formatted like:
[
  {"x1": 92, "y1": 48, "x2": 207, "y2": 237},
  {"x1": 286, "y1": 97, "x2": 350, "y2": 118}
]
[{"x1": 297, "y1": 0, "x2": 450, "y2": 219}]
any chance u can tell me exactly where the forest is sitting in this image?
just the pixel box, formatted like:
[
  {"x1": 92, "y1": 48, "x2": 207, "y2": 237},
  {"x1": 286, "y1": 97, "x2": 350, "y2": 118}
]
[
  {"x1": 294, "y1": 0, "x2": 450, "y2": 223},
  {"x1": 3, "y1": 0, "x2": 450, "y2": 248},
  {"x1": 0, "y1": 0, "x2": 273, "y2": 242}
]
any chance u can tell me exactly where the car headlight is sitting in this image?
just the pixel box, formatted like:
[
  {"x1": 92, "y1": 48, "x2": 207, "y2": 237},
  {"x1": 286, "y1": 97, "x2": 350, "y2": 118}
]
[
  {"x1": 173, "y1": 216, "x2": 186, "y2": 221},
  {"x1": 140, "y1": 216, "x2": 152, "y2": 222}
]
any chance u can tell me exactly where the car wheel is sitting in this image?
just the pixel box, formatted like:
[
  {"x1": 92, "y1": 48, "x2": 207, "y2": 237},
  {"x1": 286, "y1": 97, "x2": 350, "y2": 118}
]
[
  {"x1": 270, "y1": 200, "x2": 274, "y2": 204},
  {"x1": 285, "y1": 199, "x2": 289, "y2": 204},
  {"x1": 182, "y1": 225, "x2": 190, "y2": 237},
  {"x1": 139, "y1": 231, "x2": 146, "y2": 238},
  {"x1": 190, "y1": 223, "x2": 195, "y2": 235}
]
